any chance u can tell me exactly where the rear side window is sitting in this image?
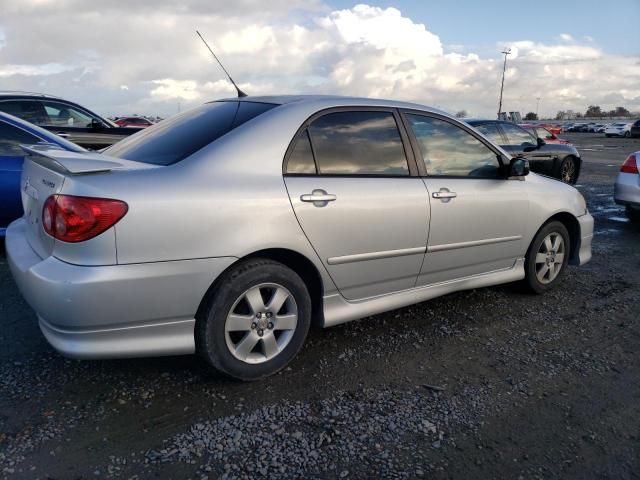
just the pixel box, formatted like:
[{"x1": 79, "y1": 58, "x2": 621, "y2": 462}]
[
  {"x1": 0, "y1": 100, "x2": 48, "y2": 125},
  {"x1": 105, "y1": 101, "x2": 277, "y2": 165},
  {"x1": 286, "y1": 130, "x2": 316, "y2": 174},
  {"x1": 307, "y1": 111, "x2": 409, "y2": 175},
  {"x1": 0, "y1": 121, "x2": 41, "y2": 155}
]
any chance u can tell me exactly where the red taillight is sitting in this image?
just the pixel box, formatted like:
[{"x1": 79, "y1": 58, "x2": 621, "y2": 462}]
[
  {"x1": 42, "y1": 195, "x2": 128, "y2": 242},
  {"x1": 621, "y1": 154, "x2": 638, "y2": 174}
]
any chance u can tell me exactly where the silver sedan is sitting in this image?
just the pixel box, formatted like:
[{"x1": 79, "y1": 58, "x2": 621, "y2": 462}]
[
  {"x1": 614, "y1": 151, "x2": 640, "y2": 221},
  {"x1": 6, "y1": 95, "x2": 594, "y2": 380}
]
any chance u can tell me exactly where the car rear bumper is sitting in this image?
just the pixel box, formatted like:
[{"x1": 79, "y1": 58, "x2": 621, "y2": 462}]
[
  {"x1": 575, "y1": 212, "x2": 594, "y2": 266},
  {"x1": 614, "y1": 172, "x2": 640, "y2": 208},
  {"x1": 6, "y1": 218, "x2": 237, "y2": 359}
]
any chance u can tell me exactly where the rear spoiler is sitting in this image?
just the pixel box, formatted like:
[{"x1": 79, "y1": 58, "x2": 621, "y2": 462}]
[{"x1": 21, "y1": 144, "x2": 149, "y2": 175}]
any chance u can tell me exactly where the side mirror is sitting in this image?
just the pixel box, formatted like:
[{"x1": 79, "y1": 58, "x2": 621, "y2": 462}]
[
  {"x1": 537, "y1": 137, "x2": 546, "y2": 147},
  {"x1": 89, "y1": 118, "x2": 104, "y2": 130},
  {"x1": 508, "y1": 157, "x2": 530, "y2": 178}
]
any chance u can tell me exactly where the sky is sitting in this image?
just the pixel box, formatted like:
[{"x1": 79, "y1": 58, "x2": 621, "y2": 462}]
[{"x1": 0, "y1": 0, "x2": 638, "y2": 119}]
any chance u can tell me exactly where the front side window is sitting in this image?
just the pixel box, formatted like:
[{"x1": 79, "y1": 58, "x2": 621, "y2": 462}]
[
  {"x1": 500, "y1": 123, "x2": 537, "y2": 146},
  {"x1": 106, "y1": 101, "x2": 277, "y2": 165},
  {"x1": 406, "y1": 114, "x2": 501, "y2": 178},
  {"x1": 42, "y1": 101, "x2": 95, "y2": 127},
  {"x1": 307, "y1": 111, "x2": 409, "y2": 175},
  {"x1": 0, "y1": 121, "x2": 42, "y2": 155},
  {"x1": 472, "y1": 122, "x2": 505, "y2": 144}
]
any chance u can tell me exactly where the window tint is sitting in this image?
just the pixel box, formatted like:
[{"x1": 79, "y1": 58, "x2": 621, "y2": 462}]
[
  {"x1": 105, "y1": 101, "x2": 277, "y2": 165},
  {"x1": 0, "y1": 121, "x2": 42, "y2": 155},
  {"x1": 0, "y1": 100, "x2": 48, "y2": 125},
  {"x1": 286, "y1": 129, "x2": 316, "y2": 174},
  {"x1": 473, "y1": 122, "x2": 504, "y2": 144},
  {"x1": 307, "y1": 111, "x2": 408, "y2": 175},
  {"x1": 406, "y1": 114, "x2": 501, "y2": 178},
  {"x1": 42, "y1": 101, "x2": 95, "y2": 127},
  {"x1": 535, "y1": 127, "x2": 553, "y2": 139},
  {"x1": 500, "y1": 123, "x2": 537, "y2": 146}
]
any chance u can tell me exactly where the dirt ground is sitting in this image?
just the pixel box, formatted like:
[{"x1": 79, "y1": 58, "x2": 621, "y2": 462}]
[{"x1": 1, "y1": 132, "x2": 639, "y2": 479}]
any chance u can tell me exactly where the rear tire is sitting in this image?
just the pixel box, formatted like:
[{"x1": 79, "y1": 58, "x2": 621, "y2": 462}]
[
  {"x1": 196, "y1": 258, "x2": 311, "y2": 381},
  {"x1": 522, "y1": 221, "x2": 570, "y2": 294},
  {"x1": 624, "y1": 131, "x2": 631, "y2": 138}
]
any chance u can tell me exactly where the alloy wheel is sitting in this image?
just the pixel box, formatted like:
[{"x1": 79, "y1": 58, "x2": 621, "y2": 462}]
[
  {"x1": 224, "y1": 283, "x2": 298, "y2": 364},
  {"x1": 561, "y1": 158, "x2": 575, "y2": 183},
  {"x1": 535, "y1": 233, "x2": 565, "y2": 284}
]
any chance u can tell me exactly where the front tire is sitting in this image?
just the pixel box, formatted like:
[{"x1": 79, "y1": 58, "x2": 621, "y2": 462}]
[
  {"x1": 196, "y1": 258, "x2": 311, "y2": 381},
  {"x1": 522, "y1": 221, "x2": 570, "y2": 294},
  {"x1": 624, "y1": 131, "x2": 631, "y2": 138}
]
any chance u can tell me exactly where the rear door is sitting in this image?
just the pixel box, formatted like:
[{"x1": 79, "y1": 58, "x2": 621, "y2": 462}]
[
  {"x1": 402, "y1": 112, "x2": 528, "y2": 286},
  {"x1": 284, "y1": 109, "x2": 430, "y2": 300},
  {"x1": 0, "y1": 121, "x2": 45, "y2": 230}
]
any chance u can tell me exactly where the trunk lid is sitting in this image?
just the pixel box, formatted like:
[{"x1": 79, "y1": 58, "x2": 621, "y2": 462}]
[{"x1": 19, "y1": 145, "x2": 155, "y2": 259}]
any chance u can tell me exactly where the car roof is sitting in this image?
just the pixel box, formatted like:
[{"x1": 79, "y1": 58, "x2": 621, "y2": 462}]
[
  {"x1": 0, "y1": 91, "x2": 64, "y2": 100},
  {"x1": 214, "y1": 94, "x2": 449, "y2": 115}
]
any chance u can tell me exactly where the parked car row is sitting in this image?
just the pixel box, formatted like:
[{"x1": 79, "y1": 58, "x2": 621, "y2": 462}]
[{"x1": 565, "y1": 120, "x2": 640, "y2": 137}]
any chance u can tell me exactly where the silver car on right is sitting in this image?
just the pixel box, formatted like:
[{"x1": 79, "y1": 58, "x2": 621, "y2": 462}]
[{"x1": 614, "y1": 151, "x2": 640, "y2": 221}]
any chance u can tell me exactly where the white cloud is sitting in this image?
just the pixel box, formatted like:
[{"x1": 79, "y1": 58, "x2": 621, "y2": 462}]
[{"x1": 0, "y1": 2, "x2": 637, "y2": 118}]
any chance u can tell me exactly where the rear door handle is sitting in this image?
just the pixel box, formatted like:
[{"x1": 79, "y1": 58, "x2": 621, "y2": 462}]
[
  {"x1": 300, "y1": 189, "x2": 336, "y2": 207},
  {"x1": 432, "y1": 188, "x2": 457, "y2": 202},
  {"x1": 55, "y1": 132, "x2": 70, "y2": 138}
]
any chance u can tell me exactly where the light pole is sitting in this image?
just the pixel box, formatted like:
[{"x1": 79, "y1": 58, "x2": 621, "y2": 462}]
[
  {"x1": 497, "y1": 48, "x2": 511, "y2": 119},
  {"x1": 535, "y1": 97, "x2": 541, "y2": 118}
]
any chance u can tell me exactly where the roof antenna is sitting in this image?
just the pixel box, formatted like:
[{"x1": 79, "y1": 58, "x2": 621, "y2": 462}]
[{"x1": 196, "y1": 30, "x2": 247, "y2": 98}]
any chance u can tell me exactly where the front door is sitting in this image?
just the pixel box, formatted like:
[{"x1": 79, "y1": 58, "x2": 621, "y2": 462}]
[
  {"x1": 284, "y1": 109, "x2": 430, "y2": 300},
  {"x1": 402, "y1": 112, "x2": 529, "y2": 286}
]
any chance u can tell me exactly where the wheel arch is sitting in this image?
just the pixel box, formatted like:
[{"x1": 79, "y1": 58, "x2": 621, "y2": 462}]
[
  {"x1": 537, "y1": 212, "x2": 581, "y2": 265},
  {"x1": 195, "y1": 248, "x2": 325, "y2": 328}
]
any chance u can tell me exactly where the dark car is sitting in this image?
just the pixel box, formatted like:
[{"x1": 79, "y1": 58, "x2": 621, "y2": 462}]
[
  {"x1": 114, "y1": 116, "x2": 155, "y2": 128},
  {"x1": 630, "y1": 119, "x2": 640, "y2": 138},
  {"x1": 467, "y1": 119, "x2": 581, "y2": 184},
  {"x1": 0, "y1": 111, "x2": 85, "y2": 236},
  {"x1": 0, "y1": 92, "x2": 142, "y2": 149}
]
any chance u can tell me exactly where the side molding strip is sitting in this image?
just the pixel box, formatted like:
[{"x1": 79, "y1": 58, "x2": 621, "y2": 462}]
[
  {"x1": 428, "y1": 235, "x2": 522, "y2": 253},
  {"x1": 327, "y1": 246, "x2": 427, "y2": 265}
]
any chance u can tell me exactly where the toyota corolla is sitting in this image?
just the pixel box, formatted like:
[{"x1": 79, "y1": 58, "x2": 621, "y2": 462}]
[{"x1": 6, "y1": 95, "x2": 594, "y2": 380}]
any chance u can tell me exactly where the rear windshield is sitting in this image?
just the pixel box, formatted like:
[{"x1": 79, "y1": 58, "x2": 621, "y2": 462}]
[{"x1": 104, "y1": 101, "x2": 277, "y2": 165}]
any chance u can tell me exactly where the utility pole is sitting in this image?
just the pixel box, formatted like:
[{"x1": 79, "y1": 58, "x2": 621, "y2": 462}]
[
  {"x1": 497, "y1": 48, "x2": 511, "y2": 119},
  {"x1": 535, "y1": 97, "x2": 541, "y2": 118}
]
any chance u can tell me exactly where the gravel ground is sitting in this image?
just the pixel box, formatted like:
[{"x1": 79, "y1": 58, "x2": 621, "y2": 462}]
[{"x1": 1, "y1": 132, "x2": 639, "y2": 479}]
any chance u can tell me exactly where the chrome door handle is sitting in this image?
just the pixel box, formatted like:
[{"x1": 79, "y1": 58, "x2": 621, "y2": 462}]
[
  {"x1": 55, "y1": 132, "x2": 70, "y2": 138},
  {"x1": 300, "y1": 189, "x2": 336, "y2": 207},
  {"x1": 432, "y1": 188, "x2": 457, "y2": 202}
]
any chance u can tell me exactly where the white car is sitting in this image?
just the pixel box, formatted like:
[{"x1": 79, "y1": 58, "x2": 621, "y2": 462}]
[{"x1": 605, "y1": 122, "x2": 632, "y2": 138}]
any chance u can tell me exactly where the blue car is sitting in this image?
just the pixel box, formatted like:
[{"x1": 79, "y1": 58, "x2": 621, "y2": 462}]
[{"x1": 1, "y1": 111, "x2": 84, "y2": 236}]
